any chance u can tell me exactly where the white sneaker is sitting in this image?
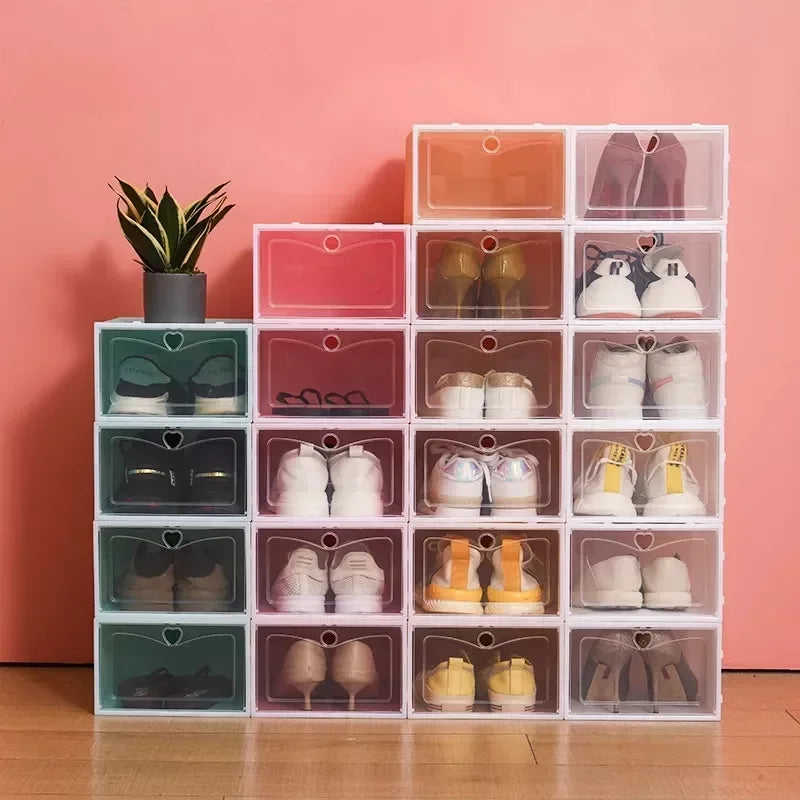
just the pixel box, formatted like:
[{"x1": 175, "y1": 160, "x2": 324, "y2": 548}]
[
  {"x1": 426, "y1": 448, "x2": 487, "y2": 516},
  {"x1": 429, "y1": 372, "x2": 484, "y2": 418},
  {"x1": 329, "y1": 445, "x2": 383, "y2": 517},
  {"x1": 329, "y1": 544, "x2": 385, "y2": 613},
  {"x1": 418, "y1": 537, "x2": 483, "y2": 613},
  {"x1": 580, "y1": 554, "x2": 643, "y2": 608},
  {"x1": 640, "y1": 246, "x2": 703, "y2": 318},
  {"x1": 573, "y1": 443, "x2": 637, "y2": 516},
  {"x1": 485, "y1": 538, "x2": 544, "y2": 615},
  {"x1": 485, "y1": 449, "x2": 539, "y2": 517},
  {"x1": 643, "y1": 443, "x2": 707, "y2": 516},
  {"x1": 642, "y1": 554, "x2": 692, "y2": 608},
  {"x1": 272, "y1": 546, "x2": 329, "y2": 612},
  {"x1": 647, "y1": 338, "x2": 708, "y2": 419},
  {"x1": 274, "y1": 444, "x2": 330, "y2": 516},
  {"x1": 587, "y1": 343, "x2": 646, "y2": 418},
  {"x1": 577, "y1": 257, "x2": 642, "y2": 318},
  {"x1": 484, "y1": 371, "x2": 536, "y2": 419}
]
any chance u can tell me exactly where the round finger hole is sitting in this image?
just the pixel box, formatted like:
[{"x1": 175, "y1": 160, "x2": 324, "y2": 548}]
[
  {"x1": 323, "y1": 334, "x2": 340, "y2": 352},
  {"x1": 321, "y1": 433, "x2": 340, "y2": 450},
  {"x1": 479, "y1": 434, "x2": 497, "y2": 451},
  {"x1": 482, "y1": 135, "x2": 500, "y2": 154},
  {"x1": 477, "y1": 631, "x2": 496, "y2": 648},
  {"x1": 480, "y1": 334, "x2": 498, "y2": 352},
  {"x1": 320, "y1": 629, "x2": 338, "y2": 647},
  {"x1": 321, "y1": 531, "x2": 339, "y2": 549},
  {"x1": 480, "y1": 234, "x2": 498, "y2": 253},
  {"x1": 478, "y1": 532, "x2": 496, "y2": 550},
  {"x1": 323, "y1": 234, "x2": 341, "y2": 252},
  {"x1": 645, "y1": 134, "x2": 660, "y2": 153}
]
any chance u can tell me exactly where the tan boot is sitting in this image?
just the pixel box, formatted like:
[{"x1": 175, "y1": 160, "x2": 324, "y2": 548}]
[{"x1": 331, "y1": 640, "x2": 378, "y2": 711}]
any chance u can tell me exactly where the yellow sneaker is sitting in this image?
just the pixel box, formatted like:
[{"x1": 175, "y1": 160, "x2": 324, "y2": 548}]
[
  {"x1": 422, "y1": 656, "x2": 476, "y2": 712},
  {"x1": 481, "y1": 654, "x2": 536, "y2": 713},
  {"x1": 485, "y1": 538, "x2": 544, "y2": 615}
]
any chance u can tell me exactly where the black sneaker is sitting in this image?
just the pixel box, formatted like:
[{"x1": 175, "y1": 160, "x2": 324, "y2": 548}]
[
  {"x1": 189, "y1": 355, "x2": 246, "y2": 416},
  {"x1": 109, "y1": 356, "x2": 185, "y2": 415},
  {"x1": 575, "y1": 244, "x2": 651, "y2": 317},
  {"x1": 114, "y1": 439, "x2": 178, "y2": 509},
  {"x1": 274, "y1": 387, "x2": 326, "y2": 416},
  {"x1": 184, "y1": 438, "x2": 238, "y2": 510}
]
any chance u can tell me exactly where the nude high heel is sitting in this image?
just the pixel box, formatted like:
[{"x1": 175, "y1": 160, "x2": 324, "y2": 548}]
[
  {"x1": 276, "y1": 639, "x2": 327, "y2": 711},
  {"x1": 634, "y1": 132, "x2": 687, "y2": 220},
  {"x1": 585, "y1": 132, "x2": 643, "y2": 219},
  {"x1": 640, "y1": 631, "x2": 698, "y2": 705},
  {"x1": 432, "y1": 239, "x2": 481, "y2": 318},
  {"x1": 331, "y1": 640, "x2": 378, "y2": 711},
  {"x1": 580, "y1": 630, "x2": 635, "y2": 707},
  {"x1": 479, "y1": 240, "x2": 526, "y2": 318}
]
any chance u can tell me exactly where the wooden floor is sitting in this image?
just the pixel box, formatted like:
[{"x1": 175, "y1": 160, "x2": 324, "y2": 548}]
[{"x1": 0, "y1": 668, "x2": 798, "y2": 798}]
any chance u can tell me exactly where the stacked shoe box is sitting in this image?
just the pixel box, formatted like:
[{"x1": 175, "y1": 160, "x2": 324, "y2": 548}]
[
  {"x1": 93, "y1": 319, "x2": 253, "y2": 715},
  {"x1": 251, "y1": 225, "x2": 410, "y2": 716}
]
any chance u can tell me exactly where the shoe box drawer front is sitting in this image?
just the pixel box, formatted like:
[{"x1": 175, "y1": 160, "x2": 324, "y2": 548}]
[
  {"x1": 574, "y1": 127, "x2": 726, "y2": 221},
  {"x1": 569, "y1": 626, "x2": 719, "y2": 717},
  {"x1": 96, "y1": 622, "x2": 247, "y2": 714},
  {"x1": 572, "y1": 331, "x2": 722, "y2": 421},
  {"x1": 254, "y1": 624, "x2": 404, "y2": 714},
  {"x1": 571, "y1": 430, "x2": 721, "y2": 521},
  {"x1": 256, "y1": 427, "x2": 406, "y2": 519},
  {"x1": 255, "y1": 526, "x2": 405, "y2": 615},
  {"x1": 412, "y1": 626, "x2": 560, "y2": 715},
  {"x1": 257, "y1": 328, "x2": 406, "y2": 420},
  {"x1": 255, "y1": 227, "x2": 407, "y2": 320},
  {"x1": 412, "y1": 128, "x2": 566, "y2": 221},
  {"x1": 96, "y1": 524, "x2": 247, "y2": 614},
  {"x1": 97, "y1": 426, "x2": 249, "y2": 516},
  {"x1": 573, "y1": 230, "x2": 724, "y2": 321},
  {"x1": 412, "y1": 527, "x2": 560, "y2": 617},
  {"x1": 414, "y1": 428, "x2": 562, "y2": 519},
  {"x1": 569, "y1": 527, "x2": 720, "y2": 618},
  {"x1": 96, "y1": 324, "x2": 249, "y2": 419},
  {"x1": 415, "y1": 229, "x2": 564, "y2": 320}
]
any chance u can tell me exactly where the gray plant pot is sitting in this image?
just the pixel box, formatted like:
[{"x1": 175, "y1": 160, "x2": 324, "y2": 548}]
[{"x1": 143, "y1": 272, "x2": 207, "y2": 323}]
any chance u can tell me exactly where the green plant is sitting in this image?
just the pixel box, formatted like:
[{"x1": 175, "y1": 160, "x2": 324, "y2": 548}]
[{"x1": 110, "y1": 178, "x2": 234, "y2": 273}]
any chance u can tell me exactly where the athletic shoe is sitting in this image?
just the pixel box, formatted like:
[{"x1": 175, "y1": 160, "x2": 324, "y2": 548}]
[
  {"x1": 274, "y1": 444, "x2": 330, "y2": 516},
  {"x1": 485, "y1": 448, "x2": 539, "y2": 517},
  {"x1": 422, "y1": 656, "x2": 475, "y2": 712},
  {"x1": 580, "y1": 554, "x2": 643, "y2": 609},
  {"x1": 189, "y1": 355, "x2": 246, "y2": 416},
  {"x1": 426, "y1": 448, "x2": 487, "y2": 516},
  {"x1": 641, "y1": 554, "x2": 692, "y2": 609},
  {"x1": 643, "y1": 442, "x2": 707, "y2": 516},
  {"x1": 573, "y1": 442, "x2": 637, "y2": 516},
  {"x1": 114, "y1": 541, "x2": 174, "y2": 611},
  {"x1": 484, "y1": 371, "x2": 536, "y2": 419},
  {"x1": 174, "y1": 544, "x2": 231, "y2": 612},
  {"x1": 587, "y1": 343, "x2": 646, "y2": 418},
  {"x1": 418, "y1": 537, "x2": 483, "y2": 614},
  {"x1": 647, "y1": 338, "x2": 708, "y2": 419},
  {"x1": 485, "y1": 538, "x2": 544, "y2": 615},
  {"x1": 329, "y1": 445, "x2": 383, "y2": 516},
  {"x1": 272, "y1": 546, "x2": 329, "y2": 613},
  {"x1": 576, "y1": 256, "x2": 642, "y2": 318},
  {"x1": 185, "y1": 438, "x2": 237, "y2": 509},
  {"x1": 640, "y1": 245, "x2": 703, "y2": 318},
  {"x1": 480, "y1": 653, "x2": 536, "y2": 713},
  {"x1": 114, "y1": 439, "x2": 178, "y2": 507},
  {"x1": 329, "y1": 544, "x2": 385, "y2": 613},
  {"x1": 109, "y1": 356, "x2": 183, "y2": 415},
  {"x1": 429, "y1": 372, "x2": 484, "y2": 419}
]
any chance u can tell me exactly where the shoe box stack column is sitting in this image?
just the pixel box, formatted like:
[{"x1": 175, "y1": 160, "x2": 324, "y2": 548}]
[
  {"x1": 251, "y1": 225, "x2": 410, "y2": 717},
  {"x1": 93, "y1": 319, "x2": 253, "y2": 715}
]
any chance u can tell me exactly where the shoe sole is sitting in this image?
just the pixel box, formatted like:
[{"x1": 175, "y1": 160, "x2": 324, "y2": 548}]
[
  {"x1": 484, "y1": 601, "x2": 544, "y2": 615},
  {"x1": 574, "y1": 492, "x2": 636, "y2": 516},
  {"x1": 109, "y1": 393, "x2": 168, "y2": 415},
  {"x1": 194, "y1": 395, "x2": 246, "y2": 415},
  {"x1": 581, "y1": 590, "x2": 643, "y2": 609},
  {"x1": 488, "y1": 690, "x2": 536, "y2": 713},
  {"x1": 644, "y1": 591, "x2": 692, "y2": 609},
  {"x1": 334, "y1": 594, "x2": 383, "y2": 613},
  {"x1": 644, "y1": 494, "x2": 707, "y2": 516},
  {"x1": 274, "y1": 595, "x2": 326, "y2": 613},
  {"x1": 424, "y1": 694, "x2": 475, "y2": 712}
]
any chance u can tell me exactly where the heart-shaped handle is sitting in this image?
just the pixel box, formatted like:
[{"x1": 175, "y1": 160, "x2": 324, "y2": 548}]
[
  {"x1": 636, "y1": 234, "x2": 657, "y2": 253},
  {"x1": 163, "y1": 331, "x2": 185, "y2": 351},
  {"x1": 634, "y1": 431, "x2": 656, "y2": 452},
  {"x1": 162, "y1": 627, "x2": 183, "y2": 647},
  {"x1": 162, "y1": 529, "x2": 183, "y2": 549},
  {"x1": 633, "y1": 530, "x2": 655, "y2": 551},
  {"x1": 633, "y1": 631, "x2": 652, "y2": 650},
  {"x1": 636, "y1": 333, "x2": 657, "y2": 352},
  {"x1": 162, "y1": 430, "x2": 184, "y2": 449}
]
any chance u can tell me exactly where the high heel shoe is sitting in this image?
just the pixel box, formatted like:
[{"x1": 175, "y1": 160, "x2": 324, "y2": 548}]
[
  {"x1": 431, "y1": 239, "x2": 481, "y2": 318},
  {"x1": 331, "y1": 640, "x2": 378, "y2": 711},
  {"x1": 580, "y1": 630, "x2": 634, "y2": 706},
  {"x1": 479, "y1": 240, "x2": 526, "y2": 318},
  {"x1": 275, "y1": 639, "x2": 326, "y2": 711},
  {"x1": 640, "y1": 631, "x2": 699, "y2": 704},
  {"x1": 585, "y1": 132, "x2": 643, "y2": 219},
  {"x1": 634, "y1": 132, "x2": 687, "y2": 220}
]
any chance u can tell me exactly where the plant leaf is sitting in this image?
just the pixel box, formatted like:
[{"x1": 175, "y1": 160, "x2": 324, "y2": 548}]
[
  {"x1": 183, "y1": 181, "x2": 230, "y2": 225},
  {"x1": 115, "y1": 177, "x2": 149, "y2": 219},
  {"x1": 157, "y1": 187, "x2": 183, "y2": 260},
  {"x1": 108, "y1": 184, "x2": 140, "y2": 220},
  {"x1": 116, "y1": 201, "x2": 168, "y2": 271},
  {"x1": 139, "y1": 204, "x2": 170, "y2": 260},
  {"x1": 144, "y1": 185, "x2": 158, "y2": 204},
  {"x1": 181, "y1": 228, "x2": 210, "y2": 273},
  {"x1": 205, "y1": 203, "x2": 235, "y2": 234},
  {"x1": 173, "y1": 218, "x2": 211, "y2": 269}
]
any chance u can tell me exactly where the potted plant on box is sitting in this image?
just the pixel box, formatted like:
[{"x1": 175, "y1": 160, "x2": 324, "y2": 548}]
[{"x1": 110, "y1": 178, "x2": 234, "y2": 322}]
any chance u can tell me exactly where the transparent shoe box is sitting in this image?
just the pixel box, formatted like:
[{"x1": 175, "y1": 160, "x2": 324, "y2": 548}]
[
  {"x1": 96, "y1": 321, "x2": 250, "y2": 420},
  {"x1": 412, "y1": 527, "x2": 560, "y2": 618},
  {"x1": 414, "y1": 229, "x2": 564, "y2": 320},
  {"x1": 254, "y1": 225, "x2": 408, "y2": 320},
  {"x1": 254, "y1": 624, "x2": 404, "y2": 715},
  {"x1": 571, "y1": 330, "x2": 722, "y2": 420},
  {"x1": 96, "y1": 424, "x2": 249, "y2": 517},
  {"x1": 256, "y1": 327, "x2": 407, "y2": 420},
  {"x1": 95, "y1": 524, "x2": 248, "y2": 614},
  {"x1": 571, "y1": 429, "x2": 721, "y2": 521},
  {"x1": 254, "y1": 525, "x2": 405, "y2": 615},
  {"x1": 95, "y1": 622, "x2": 247, "y2": 714},
  {"x1": 415, "y1": 329, "x2": 563, "y2": 420},
  {"x1": 574, "y1": 127, "x2": 727, "y2": 221},
  {"x1": 411, "y1": 626, "x2": 560, "y2": 716},
  {"x1": 569, "y1": 527, "x2": 721, "y2": 620},
  {"x1": 568, "y1": 625, "x2": 720, "y2": 718},
  {"x1": 255, "y1": 425, "x2": 406, "y2": 520},
  {"x1": 572, "y1": 230, "x2": 724, "y2": 321},
  {"x1": 407, "y1": 126, "x2": 566, "y2": 222},
  {"x1": 413, "y1": 427, "x2": 562, "y2": 520}
]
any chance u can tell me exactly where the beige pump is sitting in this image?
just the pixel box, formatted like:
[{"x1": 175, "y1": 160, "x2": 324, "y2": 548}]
[
  {"x1": 276, "y1": 639, "x2": 327, "y2": 711},
  {"x1": 331, "y1": 640, "x2": 378, "y2": 711}
]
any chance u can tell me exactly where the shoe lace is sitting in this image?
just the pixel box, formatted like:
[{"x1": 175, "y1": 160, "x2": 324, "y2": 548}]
[
  {"x1": 644, "y1": 446, "x2": 699, "y2": 487},
  {"x1": 430, "y1": 442, "x2": 493, "y2": 501},
  {"x1": 577, "y1": 243, "x2": 656, "y2": 301},
  {"x1": 584, "y1": 453, "x2": 638, "y2": 486}
]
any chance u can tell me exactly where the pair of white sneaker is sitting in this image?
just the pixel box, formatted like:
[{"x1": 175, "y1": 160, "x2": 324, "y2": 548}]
[
  {"x1": 589, "y1": 338, "x2": 706, "y2": 419},
  {"x1": 272, "y1": 545, "x2": 385, "y2": 613},
  {"x1": 426, "y1": 446, "x2": 540, "y2": 517},
  {"x1": 430, "y1": 371, "x2": 536, "y2": 419},
  {"x1": 574, "y1": 441, "x2": 706, "y2": 517},
  {"x1": 580, "y1": 554, "x2": 692, "y2": 610},
  {"x1": 275, "y1": 443, "x2": 383, "y2": 517}
]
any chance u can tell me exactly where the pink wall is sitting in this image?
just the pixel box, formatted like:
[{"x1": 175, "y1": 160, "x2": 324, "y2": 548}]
[{"x1": 0, "y1": 0, "x2": 796, "y2": 667}]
